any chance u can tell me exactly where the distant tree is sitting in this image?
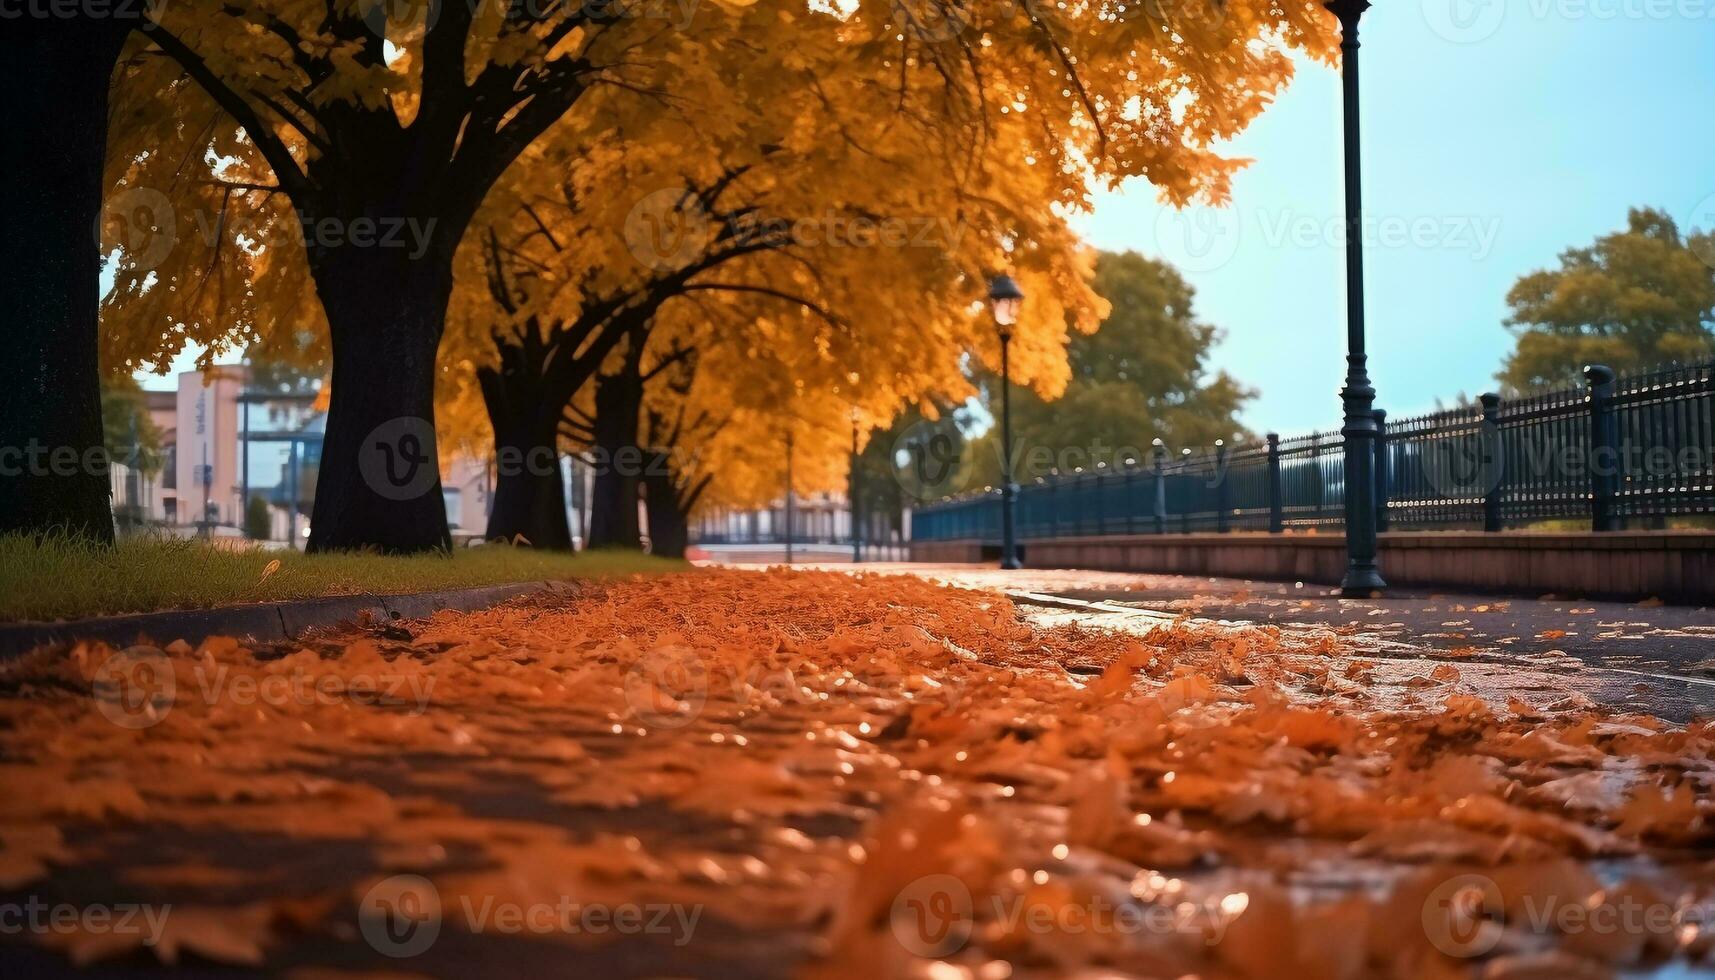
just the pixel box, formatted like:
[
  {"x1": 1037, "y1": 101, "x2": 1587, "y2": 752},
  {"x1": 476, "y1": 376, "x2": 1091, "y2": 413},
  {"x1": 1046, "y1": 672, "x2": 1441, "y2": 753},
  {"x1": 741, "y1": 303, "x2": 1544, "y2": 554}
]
[
  {"x1": 101, "y1": 376, "x2": 163, "y2": 533},
  {"x1": 858, "y1": 403, "x2": 980, "y2": 525},
  {"x1": 100, "y1": 377, "x2": 164, "y2": 477},
  {"x1": 246, "y1": 355, "x2": 322, "y2": 398},
  {"x1": 243, "y1": 495, "x2": 273, "y2": 541},
  {"x1": 974, "y1": 251, "x2": 1254, "y2": 486},
  {"x1": 1500, "y1": 207, "x2": 1715, "y2": 392}
]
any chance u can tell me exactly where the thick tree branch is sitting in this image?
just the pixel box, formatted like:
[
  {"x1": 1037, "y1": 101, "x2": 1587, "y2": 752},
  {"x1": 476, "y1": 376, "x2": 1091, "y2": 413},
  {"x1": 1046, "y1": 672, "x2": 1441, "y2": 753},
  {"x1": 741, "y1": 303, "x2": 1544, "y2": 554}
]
[{"x1": 145, "y1": 26, "x2": 313, "y2": 203}]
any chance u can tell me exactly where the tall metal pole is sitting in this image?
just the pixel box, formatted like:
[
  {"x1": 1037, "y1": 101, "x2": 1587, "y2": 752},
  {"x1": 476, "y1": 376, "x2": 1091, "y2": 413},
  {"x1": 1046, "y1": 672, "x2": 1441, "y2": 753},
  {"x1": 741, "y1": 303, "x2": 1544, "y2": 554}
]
[
  {"x1": 999, "y1": 331, "x2": 1022, "y2": 569},
  {"x1": 1328, "y1": 0, "x2": 1385, "y2": 596},
  {"x1": 850, "y1": 416, "x2": 861, "y2": 563},
  {"x1": 784, "y1": 430, "x2": 795, "y2": 565}
]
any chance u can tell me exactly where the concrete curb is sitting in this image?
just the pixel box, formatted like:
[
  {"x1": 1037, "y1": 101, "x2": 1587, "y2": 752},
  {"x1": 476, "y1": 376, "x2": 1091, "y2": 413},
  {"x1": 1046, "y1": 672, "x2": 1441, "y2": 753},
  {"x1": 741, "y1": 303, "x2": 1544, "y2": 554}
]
[{"x1": 0, "y1": 580, "x2": 578, "y2": 659}]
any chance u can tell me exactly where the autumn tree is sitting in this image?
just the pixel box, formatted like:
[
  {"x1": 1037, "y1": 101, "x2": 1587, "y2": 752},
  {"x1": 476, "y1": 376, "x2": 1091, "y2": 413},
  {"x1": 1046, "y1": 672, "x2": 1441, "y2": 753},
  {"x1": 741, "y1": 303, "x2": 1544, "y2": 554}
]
[
  {"x1": 117, "y1": 0, "x2": 769, "y2": 552},
  {"x1": 1500, "y1": 207, "x2": 1715, "y2": 392},
  {"x1": 645, "y1": 330, "x2": 881, "y2": 555},
  {"x1": 106, "y1": 0, "x2": 965, "y2": 553},
  {"x1": 628, "y1": 305, "x2": 861, "y2": 558},
  {"x1": 455, "y1": 159, "x2": 808, "y2": 550},
  {"x1": 94, "y1": 0, "x2": 1336, "y2": 554},
  {"x1": 615, "y1": 268, "x2": 1034, "y2": 558},
  {"x1": 1, "y1": 12, "x2": 149, "y2": 543},
  {"x1": 441, "y1": 30, "x2": 1115, "y2": 551},
  {"x1": 574, "y1": 328, "x2": 719, "y2": 554},
  {"x1": 636, "y1": 349, "x2": 711, "y2": 559}
]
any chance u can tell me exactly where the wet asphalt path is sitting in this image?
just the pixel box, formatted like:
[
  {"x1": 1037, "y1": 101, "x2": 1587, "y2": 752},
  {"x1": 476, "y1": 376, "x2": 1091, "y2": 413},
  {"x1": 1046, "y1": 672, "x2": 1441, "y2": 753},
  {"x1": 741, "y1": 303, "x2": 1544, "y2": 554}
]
[{"x1": 788, "y1": 563, "x2": 1715, "y2": 723}]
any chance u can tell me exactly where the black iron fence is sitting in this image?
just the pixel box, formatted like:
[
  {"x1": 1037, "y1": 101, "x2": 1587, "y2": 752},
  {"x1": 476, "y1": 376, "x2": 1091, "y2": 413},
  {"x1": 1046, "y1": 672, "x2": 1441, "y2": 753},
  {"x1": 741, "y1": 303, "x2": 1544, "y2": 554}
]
[{"x1": 911, "y1": 360, "x2": 1715, "y2": 541}]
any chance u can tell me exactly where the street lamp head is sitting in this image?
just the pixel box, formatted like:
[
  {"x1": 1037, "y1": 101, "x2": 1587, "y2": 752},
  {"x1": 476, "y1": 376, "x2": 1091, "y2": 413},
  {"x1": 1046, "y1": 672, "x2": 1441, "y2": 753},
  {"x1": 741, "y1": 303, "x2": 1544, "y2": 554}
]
[
  {"x1": 1322, "y1": 0, "x2": 1370, "y2": 17},
  {"x1": 988, "y1": 274, "x2": 1025, "y2": 333},
  {"x1": 1323, "y1": 0, "x2": 1369, "y2": 32}
]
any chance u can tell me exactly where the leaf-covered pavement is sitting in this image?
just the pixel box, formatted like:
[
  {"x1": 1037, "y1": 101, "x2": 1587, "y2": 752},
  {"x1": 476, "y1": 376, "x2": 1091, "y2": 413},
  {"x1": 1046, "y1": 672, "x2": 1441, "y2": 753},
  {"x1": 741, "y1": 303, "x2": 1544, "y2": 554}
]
[{"x1": 0, "y1": 569, "x2": 1711, "y2": 978}]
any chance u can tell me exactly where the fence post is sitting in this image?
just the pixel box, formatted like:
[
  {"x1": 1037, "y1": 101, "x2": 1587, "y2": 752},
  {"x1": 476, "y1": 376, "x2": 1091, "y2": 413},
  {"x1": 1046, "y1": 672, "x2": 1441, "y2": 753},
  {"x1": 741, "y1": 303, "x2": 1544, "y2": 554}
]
[
  {"x1": 1266, "y1": 433, "x2": 1283, "y2": 533},
  {"x1": 1214, "y1": 440, "x2": 1230, "y2": 533},
  {"x1": 1124, "y1": 463, "x2": 1137, "y2": 534},
  {"x1": 1585, "y1": 364, "x2": 1618, "y2": 531},
  {"x1": 1372, "y1": 409, "x2": 1390, "y2": 532},
  {"x1": 1309, "y1": 433, "x2": 1326, "y2": 522},
  {"x1": 1151, "y1": 439, "x2": 1167, "y2": 534},
  {"x1": 1180, "y1": 448, "x2": 1193, "y2": 533},
  {"x1": 1480, "y1": 393, "x2": 1503, "y2": 532},
  {"x1": 1091, "y1": 470, "x2": 1104, "y2": 536}
]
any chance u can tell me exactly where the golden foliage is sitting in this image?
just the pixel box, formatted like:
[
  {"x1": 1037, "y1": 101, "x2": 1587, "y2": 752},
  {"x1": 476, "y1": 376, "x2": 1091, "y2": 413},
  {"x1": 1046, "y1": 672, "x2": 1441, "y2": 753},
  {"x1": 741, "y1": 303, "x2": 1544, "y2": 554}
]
[{"x1": 99, "y1": 0, "x2": 1339, "y2": 506}]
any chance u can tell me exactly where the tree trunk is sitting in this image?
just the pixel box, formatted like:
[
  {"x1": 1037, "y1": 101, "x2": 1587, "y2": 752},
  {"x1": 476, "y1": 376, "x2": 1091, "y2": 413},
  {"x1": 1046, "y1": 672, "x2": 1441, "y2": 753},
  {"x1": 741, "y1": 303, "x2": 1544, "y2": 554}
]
[
  {"x1": 642, "y1": 453, "x2": 689, "y2": 559},
  {"x1": 0, "y1": 21, "x2": 135, "y2": 544},
  {"x1": 305, "y1": 245, "x2": 453, "y2": 553},
  {"x1": 478, "y1": 356, "x2": 572, "y2": 550},
  {"x1": 587, "y1": 369, "x2": 644, "y2": 550}
]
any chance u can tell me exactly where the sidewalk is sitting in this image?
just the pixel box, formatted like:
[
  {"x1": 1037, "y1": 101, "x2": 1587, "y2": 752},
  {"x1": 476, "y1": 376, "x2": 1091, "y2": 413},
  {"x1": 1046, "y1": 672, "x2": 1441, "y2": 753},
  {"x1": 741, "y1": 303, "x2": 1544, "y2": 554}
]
[
  {"x1": 3, "y1": 566, "x2": 1711, "y2": 977},
  {"x1": 784, "y1": 562, "x2": 1715, "y2": 723}
]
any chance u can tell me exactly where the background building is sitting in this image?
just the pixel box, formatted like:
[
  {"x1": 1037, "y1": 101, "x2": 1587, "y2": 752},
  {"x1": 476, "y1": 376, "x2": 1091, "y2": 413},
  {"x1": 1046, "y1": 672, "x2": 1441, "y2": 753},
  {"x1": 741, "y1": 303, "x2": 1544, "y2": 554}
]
[{"x1": 120, "y1": 367, "x2": 494, "y2": 546}]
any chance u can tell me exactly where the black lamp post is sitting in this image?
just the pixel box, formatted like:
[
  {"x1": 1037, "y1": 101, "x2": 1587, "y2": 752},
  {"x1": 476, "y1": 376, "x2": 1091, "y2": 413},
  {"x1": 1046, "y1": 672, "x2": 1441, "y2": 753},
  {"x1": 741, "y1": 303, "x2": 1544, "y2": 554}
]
[
  {"x1": 849, "y1": 408, "x2": 862, "y2": 564},
  {"x1": 989, "y1": 275, "x2": 1024, "y2": 570},
  {"x1": 1327, "y1": 0, "x2": 1386, "y2": 596}
]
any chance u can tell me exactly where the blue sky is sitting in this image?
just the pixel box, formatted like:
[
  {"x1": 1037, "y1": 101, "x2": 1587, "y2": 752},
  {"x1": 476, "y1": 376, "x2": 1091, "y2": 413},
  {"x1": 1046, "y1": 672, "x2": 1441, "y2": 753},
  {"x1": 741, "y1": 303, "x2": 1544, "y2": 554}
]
[{"x1": 1072, "y1": 0, "x2": 1715, "y2": 434}]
